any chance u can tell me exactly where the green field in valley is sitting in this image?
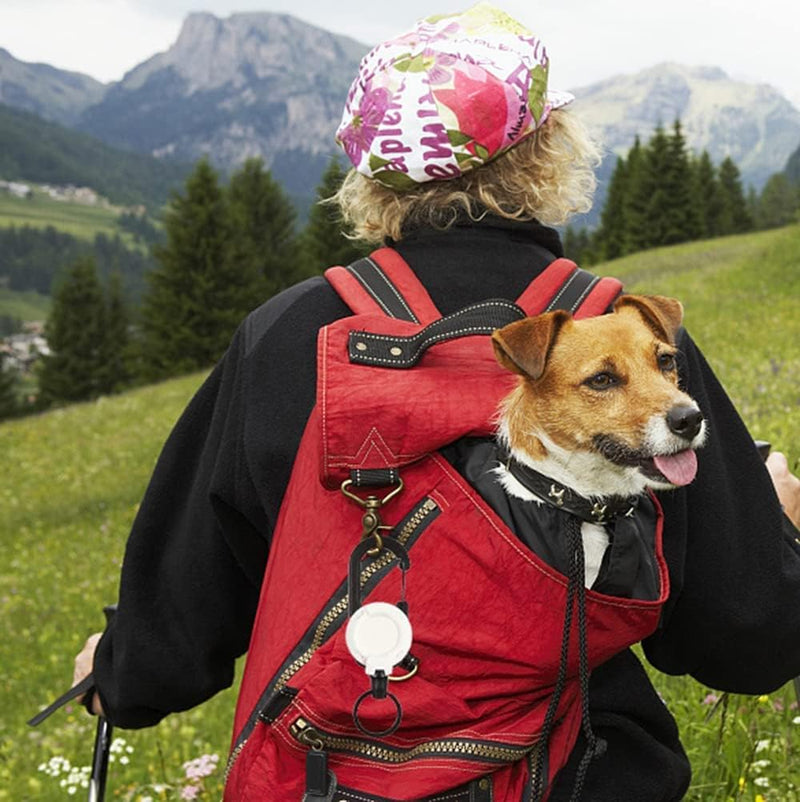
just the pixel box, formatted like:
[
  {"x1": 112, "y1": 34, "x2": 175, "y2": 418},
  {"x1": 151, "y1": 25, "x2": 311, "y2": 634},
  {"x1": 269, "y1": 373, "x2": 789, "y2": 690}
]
[
  {"x1": 0, "y1": 189, "x2": 134, "y2": 243},
  {"x1": 1, "y1": 224, "x2": 799, "y2": 800},
  {"x1": 0, "y1": 287, "x2": 50, "y2": 324}
]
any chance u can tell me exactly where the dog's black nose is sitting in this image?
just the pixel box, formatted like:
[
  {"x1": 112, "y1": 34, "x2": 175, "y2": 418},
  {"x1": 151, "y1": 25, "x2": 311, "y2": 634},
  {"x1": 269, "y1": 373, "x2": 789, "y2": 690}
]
[{"x1": 666, "y1": 405, "x2": 704, "y2": 441}]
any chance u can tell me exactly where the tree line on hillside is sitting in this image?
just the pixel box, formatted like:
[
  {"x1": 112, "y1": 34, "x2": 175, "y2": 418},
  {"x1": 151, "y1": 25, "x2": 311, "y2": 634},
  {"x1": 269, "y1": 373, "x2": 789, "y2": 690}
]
[
  {"x1": 2, "y1": 127, "x2": 798, "y2": 419},
  {"x1": 564, "y1": 121, "x2": 800, "y2": 264},
  {"x1": 0, "y1": 156, "x2": 366, "y2": 418},
  {"x1": 0, "y1": 225, "x2": 156, "y2": 304},
  {"x1": 0, "y1": 102, "x2": 190, "y2": 210}
]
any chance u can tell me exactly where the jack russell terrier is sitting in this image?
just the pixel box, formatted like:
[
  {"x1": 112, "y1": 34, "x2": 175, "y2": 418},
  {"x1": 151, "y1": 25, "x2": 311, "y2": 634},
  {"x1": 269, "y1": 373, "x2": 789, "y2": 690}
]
[{"x1": 489, "y1": 294, "x2": 706, "y2": 590}]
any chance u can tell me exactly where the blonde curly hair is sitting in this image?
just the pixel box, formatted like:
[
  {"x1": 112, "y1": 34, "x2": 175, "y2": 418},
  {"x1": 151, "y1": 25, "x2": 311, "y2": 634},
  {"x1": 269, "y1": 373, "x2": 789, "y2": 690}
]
[{"x1": 332, "y1": 109, "x2": 600, "y2": 244}]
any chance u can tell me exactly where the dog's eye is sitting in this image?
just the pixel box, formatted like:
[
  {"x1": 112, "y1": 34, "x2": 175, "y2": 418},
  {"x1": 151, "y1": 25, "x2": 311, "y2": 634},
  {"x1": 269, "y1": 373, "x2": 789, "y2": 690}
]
[
  {"x1": 658, "y1": 353, "x2": 677, "y2": 372},
  {"x1": 585, "y1": 372, "x2": 619, "y2": 391}
]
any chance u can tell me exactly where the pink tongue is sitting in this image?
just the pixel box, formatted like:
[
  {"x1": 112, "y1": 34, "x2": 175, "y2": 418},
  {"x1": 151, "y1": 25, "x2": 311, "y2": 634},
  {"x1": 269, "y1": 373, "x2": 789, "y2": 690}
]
[{"x1": 653, "y1": 450, "x2": 698, "y2": 486}]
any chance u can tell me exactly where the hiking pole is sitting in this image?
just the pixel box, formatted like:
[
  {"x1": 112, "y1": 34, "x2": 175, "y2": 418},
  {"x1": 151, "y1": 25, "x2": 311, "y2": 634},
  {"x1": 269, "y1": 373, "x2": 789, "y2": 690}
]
[
  {"x1": 87, "y1": 715, "x2": 113, "y2": 802},
  {"x1": 28, "y1": 605, "x2": 117, "y2": 802},
  {"x1": 86, "y1": 606, "x2": 116, "y2": 802}
]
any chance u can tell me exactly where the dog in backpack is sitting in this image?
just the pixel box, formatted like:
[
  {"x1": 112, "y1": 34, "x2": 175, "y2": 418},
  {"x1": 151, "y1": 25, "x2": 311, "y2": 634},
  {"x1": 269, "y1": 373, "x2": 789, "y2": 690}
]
[{"x1": 491, "y1": 294, "x2": 706, "y2": 587}]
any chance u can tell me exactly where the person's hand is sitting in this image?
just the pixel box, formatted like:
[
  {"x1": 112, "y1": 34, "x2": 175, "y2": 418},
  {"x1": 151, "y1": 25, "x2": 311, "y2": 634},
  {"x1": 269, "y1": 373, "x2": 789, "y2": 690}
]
[
  {"x1": 74, "y1": 633, "x2": 105, "y2": 716},
  {"x1": 766, "y1": 452, "x2": 800, "y2": 531}
]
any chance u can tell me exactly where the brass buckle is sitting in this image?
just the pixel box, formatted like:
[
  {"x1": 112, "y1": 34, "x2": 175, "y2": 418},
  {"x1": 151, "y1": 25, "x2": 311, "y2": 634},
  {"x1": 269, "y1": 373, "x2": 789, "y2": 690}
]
[{"x1": 341, "y1": 478, "x2": 404, "y2": 554}]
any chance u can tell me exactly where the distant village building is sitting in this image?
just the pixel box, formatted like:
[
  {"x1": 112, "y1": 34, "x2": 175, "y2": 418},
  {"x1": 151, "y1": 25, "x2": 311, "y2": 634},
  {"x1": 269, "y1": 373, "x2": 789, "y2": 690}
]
[
  {"x1": 1, "y1": 323, "x2": 50, "y2": 374},
  {"x1": 40, "y1": 183, "x2": 105, "y2": 206},
  {"x1": 0, "y1": 179, "x2": 32, "y2": 199}
]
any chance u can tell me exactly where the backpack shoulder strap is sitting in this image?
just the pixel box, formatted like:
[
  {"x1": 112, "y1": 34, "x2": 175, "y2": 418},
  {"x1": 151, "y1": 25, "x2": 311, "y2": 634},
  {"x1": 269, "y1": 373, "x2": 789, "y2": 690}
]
[
  {"x1": 515, "y1": 257, "x2": 623, "y2": 319},
  {"x1": 325, "y1": 247, "x2": 441, "y2": 324}
]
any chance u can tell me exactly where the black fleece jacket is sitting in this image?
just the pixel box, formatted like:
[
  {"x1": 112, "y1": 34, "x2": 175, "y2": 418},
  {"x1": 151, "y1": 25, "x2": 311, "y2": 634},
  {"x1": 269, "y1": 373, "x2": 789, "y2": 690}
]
[{"x1": 93, "y1": 217, "x2": 800, "y2": 800}]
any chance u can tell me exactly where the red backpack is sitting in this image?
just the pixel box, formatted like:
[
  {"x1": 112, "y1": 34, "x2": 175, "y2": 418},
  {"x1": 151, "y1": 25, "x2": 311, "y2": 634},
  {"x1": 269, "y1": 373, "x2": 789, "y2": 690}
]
[{"x1": 224, "y1": 248, "x2": 669, "y2": 801}]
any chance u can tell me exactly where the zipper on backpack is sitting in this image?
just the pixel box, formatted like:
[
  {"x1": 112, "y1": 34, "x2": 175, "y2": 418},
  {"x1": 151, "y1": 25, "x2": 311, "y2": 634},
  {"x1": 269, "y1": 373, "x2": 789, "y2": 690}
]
[
  {"x1": 270, "y1": 497, "x2": 437, "y2": 695},
  {"x1": 224, "y1": 496, "x2": 440, "y2": 786},
  {"x1": 289, "y1": 716, "x2": 540, "y2": 767}
]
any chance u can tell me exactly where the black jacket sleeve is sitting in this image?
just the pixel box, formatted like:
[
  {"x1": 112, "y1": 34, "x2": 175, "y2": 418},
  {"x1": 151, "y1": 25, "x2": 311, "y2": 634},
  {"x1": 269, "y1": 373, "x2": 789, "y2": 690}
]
[
  {"x1": 93, "y1": 324, "x2": 265, "y2": 728},
  {"x1": 92, "y1": 277, "x2": 349, "y2": 728},
  {"x1": 643, "y1": 330, "x2": 800, "y2": 693}
]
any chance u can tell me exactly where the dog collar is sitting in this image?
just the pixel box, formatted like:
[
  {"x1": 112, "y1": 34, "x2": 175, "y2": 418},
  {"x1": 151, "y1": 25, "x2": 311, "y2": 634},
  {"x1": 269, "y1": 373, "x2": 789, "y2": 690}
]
[{"x1": 504, "y1": 455, "x2": 640, "y2": 525}]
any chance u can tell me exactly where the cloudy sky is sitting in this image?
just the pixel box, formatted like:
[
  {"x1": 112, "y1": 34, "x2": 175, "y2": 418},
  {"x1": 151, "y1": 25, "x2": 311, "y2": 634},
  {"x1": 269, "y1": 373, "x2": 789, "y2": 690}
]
[{"x1": 1, "y1": 0, "x2": 799, "y2": 106}]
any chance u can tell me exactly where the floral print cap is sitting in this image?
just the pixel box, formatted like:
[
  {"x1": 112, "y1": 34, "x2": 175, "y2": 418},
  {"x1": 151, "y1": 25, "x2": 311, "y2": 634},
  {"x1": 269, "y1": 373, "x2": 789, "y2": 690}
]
[{"x1": 336, "y1": 2, "x2": 573, "y2": 189}]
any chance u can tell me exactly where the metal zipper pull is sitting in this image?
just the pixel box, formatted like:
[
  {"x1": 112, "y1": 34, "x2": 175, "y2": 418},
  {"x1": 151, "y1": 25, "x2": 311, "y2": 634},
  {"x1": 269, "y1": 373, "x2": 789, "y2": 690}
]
[
  {"x1": 304, "y1": 748, "x2": 331, "y2": 799},
  {"x1": 292, "y1": 719, "x2": 337, "y2": 802}
]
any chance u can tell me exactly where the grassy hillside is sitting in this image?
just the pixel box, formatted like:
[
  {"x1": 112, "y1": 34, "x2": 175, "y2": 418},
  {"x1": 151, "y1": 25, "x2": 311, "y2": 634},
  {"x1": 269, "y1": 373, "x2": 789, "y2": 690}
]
[
  {"x1": 0, "y1": 287, "x2": 50, "y2": 324},
  {"x1": 0, "y1": 190, "x2": 133, "y2": 242},
  {"x1": 1, "y1": 225, "x2": 799, "y2": 800},
  {"x1": 597, "y1": 226, "x2": 799, "y2": 448}
]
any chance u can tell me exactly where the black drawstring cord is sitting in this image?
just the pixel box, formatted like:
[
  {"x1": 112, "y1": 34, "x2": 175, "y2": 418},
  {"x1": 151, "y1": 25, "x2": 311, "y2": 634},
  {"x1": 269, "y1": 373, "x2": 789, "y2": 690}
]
[
  {"x1": 569, "y1": 515, "x2": 607, "y2": 801},
  {"x1": 531, "y1": 515, "x2": 607, "y2": 802}
]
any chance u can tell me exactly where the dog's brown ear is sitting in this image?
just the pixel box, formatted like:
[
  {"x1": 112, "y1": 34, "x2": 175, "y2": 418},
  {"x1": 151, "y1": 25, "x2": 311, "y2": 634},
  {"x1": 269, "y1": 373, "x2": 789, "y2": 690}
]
[
  {"x1": 492, "y1": 311, "x2": 571, "y2": 379},
  {"x1": 614, "y1": 294, "x2": 684, "y2": 344}
]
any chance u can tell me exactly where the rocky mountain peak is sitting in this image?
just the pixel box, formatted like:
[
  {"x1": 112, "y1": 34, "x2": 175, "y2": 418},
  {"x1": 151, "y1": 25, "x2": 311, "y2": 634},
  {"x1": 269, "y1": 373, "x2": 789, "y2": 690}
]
[{"x1": 124, "y1": 11, "x2": 365, "y2": 96}]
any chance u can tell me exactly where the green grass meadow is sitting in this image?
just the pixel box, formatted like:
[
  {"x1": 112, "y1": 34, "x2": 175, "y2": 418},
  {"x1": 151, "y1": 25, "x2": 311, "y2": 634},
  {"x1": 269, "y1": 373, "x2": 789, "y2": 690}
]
[
  {"x1": 0, "y1": 190, "x2": 134, "y2": 243},
  {"x1": 1, "y1": 225, "x2": 799, "y2": 800},
  {"x1": 0, "y1": 288, "x2": 50, "y2": 324}
]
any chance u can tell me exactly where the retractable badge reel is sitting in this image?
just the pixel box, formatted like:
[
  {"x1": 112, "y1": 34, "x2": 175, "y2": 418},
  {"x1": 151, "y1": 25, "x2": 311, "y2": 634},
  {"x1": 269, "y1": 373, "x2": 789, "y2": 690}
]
[{"x1": 345, "y1": 535, "x2": 416, "y2": 737}]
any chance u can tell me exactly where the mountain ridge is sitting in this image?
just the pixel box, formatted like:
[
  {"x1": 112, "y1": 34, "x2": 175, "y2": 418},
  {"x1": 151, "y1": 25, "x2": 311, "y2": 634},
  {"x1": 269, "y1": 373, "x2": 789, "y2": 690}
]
[
  {"x1": 1, "y1": 15, "x2": 798, "y2": 219},
  {"x1": 0, "y1": 47, "x2": 106, "y2": 126},
  {"x1": 573, "y1": 62, "x2": 800, "y2": 190}
]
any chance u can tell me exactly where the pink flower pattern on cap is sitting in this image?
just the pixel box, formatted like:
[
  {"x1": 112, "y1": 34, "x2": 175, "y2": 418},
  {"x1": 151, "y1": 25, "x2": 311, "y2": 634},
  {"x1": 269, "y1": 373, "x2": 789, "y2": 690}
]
[{"x1": 336, "y1": 2, "x2": 573, "y2": 188}]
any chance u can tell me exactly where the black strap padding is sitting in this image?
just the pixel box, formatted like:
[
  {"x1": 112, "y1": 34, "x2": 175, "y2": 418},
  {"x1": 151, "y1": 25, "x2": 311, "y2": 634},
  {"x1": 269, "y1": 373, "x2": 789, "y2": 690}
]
[
  {"x1": 545, "y1": 268, "x2": 600, "y2": 313},
  {"x1": 349, "y1": 468, "x2": 401, "y2": 487},
  {"x1": 348, "y1": 299, "x2": 525, "y2": 369},
  {"x1": 347, "y1": 257, "x2": 420, "y2": 322}
]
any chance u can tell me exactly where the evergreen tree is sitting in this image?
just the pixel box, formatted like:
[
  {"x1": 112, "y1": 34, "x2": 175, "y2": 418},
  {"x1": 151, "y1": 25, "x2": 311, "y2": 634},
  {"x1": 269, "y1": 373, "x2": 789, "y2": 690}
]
[
  {"x1": 597, "y1": 156, "x2": 630, "y2": 259},
  {"x1": 757, "y1": 173, "x2": 799, "y2": 229},
  {"x1": 717, "y1": 157, "x2": 752, "y2": 234},
  {"x1": 226, "y1": 157, "x2": 299, "y2": 299},
  {"x1": 662, "y1": 121, "x2": 702, "y2": 244},
  {"x1": 97, "y1": 271, "x2": 131, "y2": 394},
  {"x1": 0, "y1": 354, "x2": 19, "y2": 420},
  {"x1": 625, "y1": 136, "x2": 654, "y2": 251},
  {"x1": 562, "y1": 226, "x2": 594, "y2": 265},
  {"x1": 693, "y1": 151, "x2": 724, "y2": 238},
  {"x1": 139, "y1": 158, "x2": 237, "y2": 381},
  {"x1": 38, "y1": 255, "x2": 106, "y2": 405},
  {"x1": 300, "y1": 156, "x2": 368, "y2": 275}
]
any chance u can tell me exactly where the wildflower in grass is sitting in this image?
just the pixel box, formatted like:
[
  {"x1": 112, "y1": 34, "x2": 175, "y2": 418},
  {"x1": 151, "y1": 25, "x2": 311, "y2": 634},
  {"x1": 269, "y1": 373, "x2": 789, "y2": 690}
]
[
  {"x1": 38, "y1": 757, "x2": 91, "y2": 795},
  {"x1": 757, "y1": 695, "x2": 770, "y2": 704},
  {"x1": 183, "y1": 753, "x2": 219, "y2": 780},
  {"x1": 755, "y1": 795, "x2": 767, "y2": 802},
  {"x1": 701, "y1": 692, "x2": 719, "y2": 705},
  {"x1": 755, "y1": 738, "x2": 771, "y2": 753},
  {"x1": 793, "y1": 714, "x2": 800, "y2": 725},
  {"x1": 180, "y1": 786, "x2": 200, "y2": 800},
  {"x1": 754, "y1": 776, "x2": 770, "y2": 787},
  {"x1": 739, "y1": 776, "x2": 746, "y2": 791},
  {"x1": 108, "y1": 736, "x2": 134, "y2": 763}
]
